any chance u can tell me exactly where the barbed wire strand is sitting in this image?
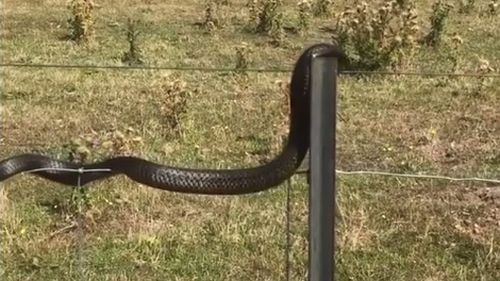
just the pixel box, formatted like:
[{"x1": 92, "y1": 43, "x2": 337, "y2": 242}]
[{"x1": 1, "y1": 62, "x2": 500, "y2": 78}]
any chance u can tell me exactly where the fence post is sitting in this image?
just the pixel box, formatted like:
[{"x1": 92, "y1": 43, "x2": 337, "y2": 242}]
[{"x1": 308, "y1": 50, "x2": 338, "y2": 281}]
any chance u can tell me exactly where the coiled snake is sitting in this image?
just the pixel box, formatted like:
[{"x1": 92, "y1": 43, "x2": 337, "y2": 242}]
[{"x1": 0, "y1": 43, "x2": 345, "y2": 195}]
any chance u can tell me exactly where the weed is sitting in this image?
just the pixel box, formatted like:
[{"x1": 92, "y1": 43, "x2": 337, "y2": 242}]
[
  {"x1": 66, "y1": 128, "x2": 145, "y2": 161},
  {"x1": 202, "y1": 1, "x2": 220, "y2": 31},
  {"x1": 121, "y1": 19, "x2": 144, "y2": 66},
  {"x1": 441, "y1": 32, "x2": 465, "y2": 77},
  {"x1": 489, "y1": 0, "x2": 498, "y2": 15},
  {"x1": 312, "y1": 0, "x2": 333, "y2": 17},
  {"x1": 449, "y1": 33, "x2": 464, "y2": 73},
  {"x1": 331, "y1": 0, "x2": 420, "y2": 70},
  {"x1": 69, "y1": 186, "x2": 89, "y2": 218},
  {"x1": 435, "y1": 33, "x2": 463, "y2": 92},
  {"x1": 423, "y1": 0, "x2": 453, "y2": 47},
  {"x1": 67, "y1": 0, "x2": 95, "y2": 43},
  {"x1": 247, "y1": 0, "x2": 260, "y2": 25},
  {"x1": 246, "y1": 0, "x2": 285, "y2": 43},
  {"x1": 297, "y1": 0, "x2": 312, "y2": 32},
  {"x1": 474, "y1": 57, "x2": 496, "y2": 95},
  {"x1": 251, "y1": 0, "x2": 284, "y2": 34},
  {"x1": 154, "y1": 79, "x2": 191, "y2": 135},
  {"x1": 270, "y1": 12, "x2": 286, "y2": 46},
  {"x1": 235, "y1": 43, "x2": 251, "y2": 73},
  {"x1": 458, "y1": 0, "x2": 475, "y2": 14}
]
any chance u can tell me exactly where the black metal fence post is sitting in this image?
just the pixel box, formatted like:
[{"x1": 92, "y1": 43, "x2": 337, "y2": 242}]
[{"x1": 308, "y1": 50, "x2": 338, "y2": 281}]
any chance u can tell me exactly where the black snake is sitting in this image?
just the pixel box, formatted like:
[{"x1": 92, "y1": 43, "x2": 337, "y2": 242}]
[{"x1": 0, "y1": 43, "x2": 345, "y2": 195}]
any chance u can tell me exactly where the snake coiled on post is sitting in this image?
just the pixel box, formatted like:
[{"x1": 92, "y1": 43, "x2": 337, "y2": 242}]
[{"x1": 0, "y1": 43, "x2": 345, "y2": 195}]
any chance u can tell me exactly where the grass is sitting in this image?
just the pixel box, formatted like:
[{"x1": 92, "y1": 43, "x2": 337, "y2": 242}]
[{"x1": 1, "y1": 0, "x2": 499, "y2": 280}]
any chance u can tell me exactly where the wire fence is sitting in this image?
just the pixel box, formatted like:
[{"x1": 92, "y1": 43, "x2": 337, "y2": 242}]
[
  {"x1": 1, "y1": 49, "x2": 499, "y2": 281},
  {"x1": 1, "y1": 3, "x2": 499, "y2": 280},
  {"x1": 1, "y1": 61, "x2": 500, "y2": 78}
]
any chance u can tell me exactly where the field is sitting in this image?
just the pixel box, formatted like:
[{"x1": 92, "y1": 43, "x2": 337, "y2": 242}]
[{"x1": 0, "y1": 0, "x2": 499, "y2": 280}]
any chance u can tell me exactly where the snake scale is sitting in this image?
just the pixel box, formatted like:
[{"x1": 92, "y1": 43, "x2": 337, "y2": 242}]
[{"x1": 0, "y1": 43, "x2": 345, "y2": 195}]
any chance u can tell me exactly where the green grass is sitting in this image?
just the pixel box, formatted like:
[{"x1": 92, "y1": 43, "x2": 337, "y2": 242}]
[{"x1": 1, "y1": 0, "x2": 499, "y2": 280}]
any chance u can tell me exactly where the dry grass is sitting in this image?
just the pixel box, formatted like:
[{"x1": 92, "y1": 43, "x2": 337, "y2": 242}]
[{"x1": 1, "y1": 0, "x2": 499, "y2": 280}]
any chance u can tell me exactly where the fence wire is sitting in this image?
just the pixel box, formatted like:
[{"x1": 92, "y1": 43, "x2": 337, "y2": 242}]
[
  {"x1": 1, "y1": 62, "x2": 500, "y2": 78},
  {"x1": 9, "y1": 167, "x2": 500, "y2": 185}
]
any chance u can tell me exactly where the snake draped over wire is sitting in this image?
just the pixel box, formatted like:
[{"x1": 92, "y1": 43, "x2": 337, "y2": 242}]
[{"x1": 0, "y1": 43, "x2": 346, "y2": 195}]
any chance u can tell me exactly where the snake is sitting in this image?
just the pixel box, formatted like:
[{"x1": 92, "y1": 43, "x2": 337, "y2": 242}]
[{"x1": 0, "y1": 43, "x2": 345, "y2": 195}]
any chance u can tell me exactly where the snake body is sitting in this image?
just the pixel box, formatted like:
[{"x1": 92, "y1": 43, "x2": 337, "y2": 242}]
[{"x1": 0, "y1": 43, "x2": 344, "y2": 195}]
